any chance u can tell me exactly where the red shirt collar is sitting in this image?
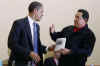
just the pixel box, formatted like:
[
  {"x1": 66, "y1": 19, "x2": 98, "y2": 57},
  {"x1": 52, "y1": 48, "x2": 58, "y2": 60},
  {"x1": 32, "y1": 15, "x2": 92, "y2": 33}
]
[{"x1": 74, "y1": 25, "x2": 86, "y2": 32}]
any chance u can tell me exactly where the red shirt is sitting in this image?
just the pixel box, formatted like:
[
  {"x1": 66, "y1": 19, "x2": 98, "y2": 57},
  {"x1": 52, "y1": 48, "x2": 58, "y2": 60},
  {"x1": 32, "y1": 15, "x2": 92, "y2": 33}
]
[{"x1": 74, "y1": 25, "x2": 86, "y2": 32}]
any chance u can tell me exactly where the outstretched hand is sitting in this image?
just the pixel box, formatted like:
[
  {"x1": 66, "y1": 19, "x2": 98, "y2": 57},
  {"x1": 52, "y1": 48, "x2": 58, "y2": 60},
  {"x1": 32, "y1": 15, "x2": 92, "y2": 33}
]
[
  {"x1": 61, "y1": 48, "x2": 71, "y2": 55},
  {"x1": 49, "y1": 24, "x2": 55, "y2": 33},
  {"x1": 48, "y1": 44, "x2": 56, "y2": 51}
]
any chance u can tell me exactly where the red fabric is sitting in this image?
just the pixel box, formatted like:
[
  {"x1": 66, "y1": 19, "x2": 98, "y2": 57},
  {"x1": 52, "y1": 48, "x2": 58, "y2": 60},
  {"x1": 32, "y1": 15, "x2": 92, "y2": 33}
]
[
  {"x1": 74, "y1": 25, "x2": 86, "y2": 32},
  {"x1": 74, "y1": 27, "x2": 80, "y2": 32}
]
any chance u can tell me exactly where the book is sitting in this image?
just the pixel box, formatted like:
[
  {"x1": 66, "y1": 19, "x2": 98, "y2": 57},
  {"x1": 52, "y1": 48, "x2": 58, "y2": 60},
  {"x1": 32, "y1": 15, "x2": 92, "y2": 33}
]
[{"x1": 55, "y1": 38, "x2": 66, "y2": 51}]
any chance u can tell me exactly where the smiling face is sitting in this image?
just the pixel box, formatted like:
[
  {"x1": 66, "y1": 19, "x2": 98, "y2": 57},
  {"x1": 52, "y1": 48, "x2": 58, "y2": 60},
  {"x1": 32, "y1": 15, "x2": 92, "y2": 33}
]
[
  {"x1": 31, "y1": 7, "x2": 44, "y2": 21},
  {"x1": 33, "y1": 7, "x2": 44, "y2": 21},
  {"x1": 74, "y1": 12, "x2": 86, "y2": 28},
  {"x1": 28, "y1": 1, "x2": 44, "y2": 22}
]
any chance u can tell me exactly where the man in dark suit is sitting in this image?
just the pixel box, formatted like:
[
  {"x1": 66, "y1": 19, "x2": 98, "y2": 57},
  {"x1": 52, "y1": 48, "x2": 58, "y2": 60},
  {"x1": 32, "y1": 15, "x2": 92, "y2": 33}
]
[
  {"x1": 8, "y1": 1, "x2": 47, "y2": 66},
  {"x1": 50, "y1": 9, "x2": 96, "y2": 66}
]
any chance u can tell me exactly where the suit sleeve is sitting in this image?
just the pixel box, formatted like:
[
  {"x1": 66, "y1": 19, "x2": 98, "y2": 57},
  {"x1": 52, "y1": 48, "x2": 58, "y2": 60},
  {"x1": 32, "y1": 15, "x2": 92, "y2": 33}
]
[
  {"x1": 50, "y1": 27, "x2": 67, "y2": 42},
  {"x1": 44, "y1": 59, "x2": 52, "y2": 66},
  {"x1": 50, "y1": 32, "x2": 62, "y2": 42},
  {"x1": 50, "y1": 26, "x2": 70, "y2": 42},
  {"x1": 8, "y1": 21, "x2": 31, "y2": 59},
  {"x1": 71, "y1": 32, "x2": 96, "y2": 56}
]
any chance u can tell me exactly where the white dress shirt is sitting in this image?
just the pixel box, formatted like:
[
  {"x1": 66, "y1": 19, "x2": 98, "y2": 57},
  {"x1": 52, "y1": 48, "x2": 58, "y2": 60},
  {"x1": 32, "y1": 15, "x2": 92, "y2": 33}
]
[
  {"x1": 28, "y1": 16, "x2": 48, "y2": 51},
  {"x1": 28, "y1": 16, "x2": 38, "y2": 43},
  {"x1": 54, "y1": 58, "x2": 59, "y2": 66}
]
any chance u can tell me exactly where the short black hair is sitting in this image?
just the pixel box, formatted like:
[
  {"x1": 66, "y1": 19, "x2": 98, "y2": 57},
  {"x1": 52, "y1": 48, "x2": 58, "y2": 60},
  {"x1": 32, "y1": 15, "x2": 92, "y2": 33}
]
[
  {"x1": 28, "y1": 1, "x2": 42, "y2": 13},
  {"x1": 78, "y1": 9, "x2": 89, "y2": 22}
]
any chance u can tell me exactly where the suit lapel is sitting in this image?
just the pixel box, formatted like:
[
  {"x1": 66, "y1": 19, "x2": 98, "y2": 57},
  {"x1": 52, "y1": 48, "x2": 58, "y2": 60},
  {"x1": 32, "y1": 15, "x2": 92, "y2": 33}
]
[{"x1": 24, "y1": 17, "x2": 33, "y2": 49}]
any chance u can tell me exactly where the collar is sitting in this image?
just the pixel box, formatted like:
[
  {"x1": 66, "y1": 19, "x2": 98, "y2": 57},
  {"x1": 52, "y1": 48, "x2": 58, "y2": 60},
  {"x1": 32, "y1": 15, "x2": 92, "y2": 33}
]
[
  {"x1": 28, "y1": 16, "x2": 37, "y2": 24},
  {"x1": 74, "y1": 24, "x2": 88, "y2": 32}
]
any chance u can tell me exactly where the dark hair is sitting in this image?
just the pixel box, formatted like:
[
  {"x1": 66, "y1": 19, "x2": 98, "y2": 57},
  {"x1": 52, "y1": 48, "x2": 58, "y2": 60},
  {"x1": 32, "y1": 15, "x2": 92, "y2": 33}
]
[
  {"x1": 28, "y1": 1, "x2": 42, "y2": 13},
  {"x1": 78, "y1": 9, "x2": 89, "y2": 22}
]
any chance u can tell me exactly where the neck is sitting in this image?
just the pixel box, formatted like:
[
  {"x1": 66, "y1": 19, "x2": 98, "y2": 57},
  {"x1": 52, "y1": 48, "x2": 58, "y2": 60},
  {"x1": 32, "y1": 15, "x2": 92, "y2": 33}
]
[
  {"x1": 28, "y1": 13, "x2": 36, "y2": 21},
  {"x1": 75, "y1": 24, "x2": 86, "y2": 29}
]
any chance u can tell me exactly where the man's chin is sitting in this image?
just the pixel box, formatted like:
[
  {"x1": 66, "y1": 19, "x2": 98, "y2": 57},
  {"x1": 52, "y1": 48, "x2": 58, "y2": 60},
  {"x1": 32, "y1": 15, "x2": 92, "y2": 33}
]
[{"x1": 36, "y1": 19, "x2": 41, "y2": 22}]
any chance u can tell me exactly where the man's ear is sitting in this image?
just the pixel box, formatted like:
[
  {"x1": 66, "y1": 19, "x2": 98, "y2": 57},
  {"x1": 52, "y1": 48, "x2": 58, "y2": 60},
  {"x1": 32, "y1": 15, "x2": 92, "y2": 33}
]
[
  {"x1": 33, "y1": 8, "x2": 38, "y2": 18},
  {"x1": 34, "y1": 8, "x2": 38, "y2": 14}
]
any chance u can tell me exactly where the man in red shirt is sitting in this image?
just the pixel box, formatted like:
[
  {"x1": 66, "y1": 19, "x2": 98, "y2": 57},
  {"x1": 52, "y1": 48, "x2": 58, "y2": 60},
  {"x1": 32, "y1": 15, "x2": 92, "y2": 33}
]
[{"x1": 50, "y1": 9, "x2": 96, "y2": 66}]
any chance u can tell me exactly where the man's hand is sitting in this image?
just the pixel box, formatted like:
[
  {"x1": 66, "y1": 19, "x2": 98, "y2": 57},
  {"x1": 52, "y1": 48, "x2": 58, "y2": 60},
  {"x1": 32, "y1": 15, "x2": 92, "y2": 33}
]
[
  {"x1": 49, "y1": 24, "x2": 55, "y2": 33},
  {"x1": 30, "y1": 51, "x2": 41, "y2": 63},
  {"x1": 48, "y1": 44, "x2": 56, "y2": 51},
  {"x1": 61, "y1": 48, "x2": 71, "y2": 55}
]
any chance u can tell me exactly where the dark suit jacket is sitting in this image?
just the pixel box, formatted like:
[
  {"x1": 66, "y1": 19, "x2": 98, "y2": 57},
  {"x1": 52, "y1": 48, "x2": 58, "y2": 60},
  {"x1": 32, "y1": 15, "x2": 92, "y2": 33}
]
[
  {"x1": 44, "y1": 57, "x2": 58, "y2": 66},
  {"x1": 8, "y1": 17, "x2": 46, "y2": 66},
  {"x1": 50, "y1": 25, "x2": 96, "y2": 66}
]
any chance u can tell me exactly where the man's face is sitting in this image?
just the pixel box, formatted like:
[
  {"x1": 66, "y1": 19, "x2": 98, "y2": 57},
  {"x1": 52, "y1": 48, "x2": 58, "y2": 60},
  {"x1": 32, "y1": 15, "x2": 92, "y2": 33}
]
[
  {"x1": 32, "y1": 7, "x2": 44, "y2": 21},
  {"x1": 74, "y1": 12, "x2": 86, "y2": 28}
]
